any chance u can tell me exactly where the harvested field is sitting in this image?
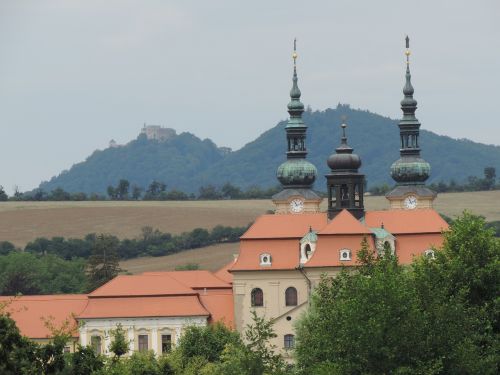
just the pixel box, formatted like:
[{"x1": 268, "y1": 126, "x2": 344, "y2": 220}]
[
  {"x1": 0, "y1": 190, "x2": 498, "y2": 248},
  {"x1": 120, "y1": 243, "x2": 238, "y2": 274}
]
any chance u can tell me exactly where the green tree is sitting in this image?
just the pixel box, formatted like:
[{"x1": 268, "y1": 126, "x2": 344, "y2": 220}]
[
  {"x1": 295, "y1": 213, "x2": 499, "y2": 374},
  {"x1": 70, "y1": 345, "x2": 104, "y2": 375},
  {"x1": 244, "y1": 311, "x2": 287, "y2": 374},
  {"x1": 116, "y1": 179, "x2": 130, "y2": 200},
  {"x1": 109, "y1": 323, "x2": 129, "y2": 359},
  {"x1": 107, "y1": 186, "x2": 117, "y2": 200},
  {"x1": 175, "y1": 322, "x2": 241, "y2": 369},
  {"x1": 0, "y1": 241, "x2": 15, "y2": 256},
  {"x1": 0, "y1": 314, "x2": 69, "y2": 375},
  {"x1": 86, "y1": 234, "x2": 123, "y2": 291},
  {"x1": 0, "y1": 185, "x2": 8, "y2": 201},
  {"x1": 0, "y1": 252, "x2": 87, "y2": 295},
  {"x1": 131, "y1": 185, "x2": 142, "y2": 200},
  {"x1": 198, "y1": 185, "x2": 221, "y2": 200}
]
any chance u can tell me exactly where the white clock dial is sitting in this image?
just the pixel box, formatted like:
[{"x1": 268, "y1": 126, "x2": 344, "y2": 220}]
[
  {"x1": 403, "y1": 195, "x2": 418, "y2": 210},
  {"x1": 289, "y1": 199, "x2": 304, "y2": 213}
]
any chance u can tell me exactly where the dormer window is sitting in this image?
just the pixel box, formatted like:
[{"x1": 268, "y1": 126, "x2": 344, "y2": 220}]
[
  {"x1": 260, "y1": 253, "x2": 272, "y2": 266},
  {"x1": 424, "y1": 249, "x2": 435, "y2": 259},
  {"x1": 339, "y1": 249, "x2": 351, "y2": 261}
]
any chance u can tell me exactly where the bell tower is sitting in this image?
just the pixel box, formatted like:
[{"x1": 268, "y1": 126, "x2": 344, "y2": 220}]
[
  {"x1": 326, "y1": 119, "x2": 365, "y2": 220},
  {"x1": 272, "y1": 39, "x2": 322, "y2": 214},
  {"x1": 386, "y1": 36, "x2": 436, "y2": 210}
]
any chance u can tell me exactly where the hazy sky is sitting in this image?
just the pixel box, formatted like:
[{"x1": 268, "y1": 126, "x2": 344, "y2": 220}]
[{"x1": 1, "y1": 0, "x2": 499, "y2": 194}]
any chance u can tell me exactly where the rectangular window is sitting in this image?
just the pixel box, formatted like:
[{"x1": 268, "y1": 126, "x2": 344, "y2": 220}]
[
  {"x1": 138, "y1": 334, "x2": 148, "y2": 352},
  {"x1": 90, "y1": 336, "x2": 101, "y2": 355},
  {"x1": 161, "y1": 334, "x2": 172, "y2": 353},
  {"x1": 284, "y1": 334, "x2": 295, "y2": 349},
  {"x1": 63, "y1": 346, "x2": 71, "y2": 354}
]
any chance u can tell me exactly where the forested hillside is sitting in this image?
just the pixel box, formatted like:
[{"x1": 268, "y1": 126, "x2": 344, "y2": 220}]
[{"x1": 39, "y1": 105, "x2": 500, "y2": 194}]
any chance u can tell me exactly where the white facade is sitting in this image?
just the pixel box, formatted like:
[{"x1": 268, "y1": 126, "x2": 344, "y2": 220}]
[{"x1": 79, "y1": 316, "x2": 207, "y2": 356}]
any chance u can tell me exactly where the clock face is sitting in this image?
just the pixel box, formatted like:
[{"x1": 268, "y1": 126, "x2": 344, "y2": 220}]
[
  {"x1": 289, "y1": 198, "x2": 304, "y2": 213},
  {"x1": 403, "y1": 195, "x2": 418, "y2": 210}
]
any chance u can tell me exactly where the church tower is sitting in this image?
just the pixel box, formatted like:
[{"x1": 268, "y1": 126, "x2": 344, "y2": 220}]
[
  {"x1": 272, "y1": 40, "x2": 322, "y2": 214},
  {"x1": 386, "y1": 36, "x2": 436, "y2": 210},
  {"x1": 326, "y1": 119, "x2": 365, "y2": 220}
]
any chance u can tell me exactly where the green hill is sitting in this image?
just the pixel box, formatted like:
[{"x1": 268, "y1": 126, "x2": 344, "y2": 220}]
[{"x1": 39, "y1": 105, "x2": 500, "y2": 194}]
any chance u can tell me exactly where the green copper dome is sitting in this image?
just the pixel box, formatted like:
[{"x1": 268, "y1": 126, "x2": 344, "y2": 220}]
[
  {"x1": 390, "y1": 157, "x2": 430, "y2": 184},
  {"x1": 277, "y1": 159, "x2": 317, "y2": 188}
]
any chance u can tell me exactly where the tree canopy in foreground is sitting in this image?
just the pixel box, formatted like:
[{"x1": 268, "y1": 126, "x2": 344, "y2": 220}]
[{"x1": 295, "y1": 212, "x2": 500, "y2": 375}]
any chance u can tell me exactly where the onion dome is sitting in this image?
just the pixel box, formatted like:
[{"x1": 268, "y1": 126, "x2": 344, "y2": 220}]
[
  {"x1": 327, "y1": 122, "x2": 362, "y2": 172},
  {"x1": 390, "y1": 36, "x2": 431, "y2": 185},
  {"x1": 277, "y1": 159, "x2": 317, "y2": 187},
  {"x1": 275, "y1": 38, "x2": 317, "y2": 189},
  {"x1": 390, "y1": 157, "x2": 430, "y2": 183}
]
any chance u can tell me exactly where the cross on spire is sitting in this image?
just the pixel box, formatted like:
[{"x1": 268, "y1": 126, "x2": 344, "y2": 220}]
[
  {"x1": 292, "y1": 38, "x2": 298, "y2": 66},
  {"x1": 405, "y1": 35, "x2": 411, "y2": 66}
]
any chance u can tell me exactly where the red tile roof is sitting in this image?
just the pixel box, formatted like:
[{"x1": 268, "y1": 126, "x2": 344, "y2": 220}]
[
  {"x1": 241, "y1": 213, "x2": 327, "y2": 239},
  {"x1": 231, "y1": 238, "x2": 302, "y2": 271},
  {"x1": 0, "y1": 295, "x2": 87, "y2": 338},
  {"x1": 78, "y1": 295, "x2": 209, "y2": 319},
  {"x1": 214, "y1": 261, "x2": 235, "y2": 283},
  {"x1": 143, "y1": 270, "x2": 231, "y2": 289},
  {"x1": 364, "y1": 209, "x2": 448, "y2": 234},
  {"x1": 89, "y1": 274, "x2": 196, "y2": 297},
  {"x1": 199, "y1": 293, "x2": 235, "y2": 328},
  {"x1": 304, "y1": 235, "x2": 375, "y2": 268},
  {"x1": 318, "y1": 210, "x2": 372, "y2": 235}
]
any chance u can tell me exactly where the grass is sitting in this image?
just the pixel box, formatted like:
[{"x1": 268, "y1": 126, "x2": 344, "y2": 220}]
[{"x1": 0, "y1": 190, "x2": 498, "y2": 250}]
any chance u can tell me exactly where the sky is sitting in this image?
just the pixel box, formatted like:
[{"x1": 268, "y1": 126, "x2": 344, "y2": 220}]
[{"x1": 0, "y1": 0, "x2": 499, "y2": 194}]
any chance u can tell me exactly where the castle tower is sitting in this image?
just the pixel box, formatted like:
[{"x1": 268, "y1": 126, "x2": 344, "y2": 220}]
[
  {"x1": 386, "y1": 36, "x2": 436, "y2": 210},
  {"x1": 326, "y1": 119, "x2": 365, "y2": 220},
  {"x1": 272, "y1": 39, "x2": 322, "y2": 214}
]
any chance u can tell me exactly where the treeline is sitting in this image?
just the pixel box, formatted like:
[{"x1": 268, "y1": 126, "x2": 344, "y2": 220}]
[
  {"x1": 22, "y1": 225, "x2": 248, "y2": 260},
  {"x1": 0, "y1": 224, "x2": 248, "y2": 296},
  {"x1": 0, "y1": 181, "x2": 281, "y2": 202},
  {"x1": 369, "y1": 166, "x2": 498, "y2": 195}
]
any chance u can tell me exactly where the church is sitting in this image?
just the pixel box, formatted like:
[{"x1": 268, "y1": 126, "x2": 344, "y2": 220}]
[
  {"x1": 1, "y1": 37, "x2": 448, "y2": 356},
  {"x1": 229, "y1": 36, "x2": 447, "y2": 357}
]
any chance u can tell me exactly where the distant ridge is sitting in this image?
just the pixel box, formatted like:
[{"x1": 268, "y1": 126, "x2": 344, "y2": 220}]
[{"x1": 39, "y1": 105, "x2": 500, "y2": 194}]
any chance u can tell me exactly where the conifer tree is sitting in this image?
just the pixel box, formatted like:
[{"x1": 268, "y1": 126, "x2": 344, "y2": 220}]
[{"x1": 86, "y1": 234, "x2": 122, "y2": 291}]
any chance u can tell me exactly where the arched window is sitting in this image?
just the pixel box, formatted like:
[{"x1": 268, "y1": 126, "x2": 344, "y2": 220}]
[
  {"x1": 285, "y1": 287, "x2": 298, "y2": 306},
  {"x1": 284, "y1": 334, "x2": 295, "y2": 349},
  {"x1": 251, "y1": 288, "x2": 263, "y2": 307}
]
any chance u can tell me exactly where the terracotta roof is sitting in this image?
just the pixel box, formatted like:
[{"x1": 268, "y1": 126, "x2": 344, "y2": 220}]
[
  {"x1": 240, "y1": 213, "x2": 327, "y2": 239},
  {"x1": 78, "y1": 295, "x2": 209, "y2": 319},
  {"x1": 142, "y1": 270, "x2": 231, "y2": 289},
  {"x1": 89, "y1": 274, "x2": 195, "y2": 297},
  {"x1": 214, "y1": 261, "x2": 235, "y2": 283},
  {"x1": 364, "y1": 209, "x2": 448, "y2": 234},
  {"x1": 231, "y1": 238, "x2": 301, "y2": 271},
  {"x1": 304, "y1": 234, "x2": 375, "y2": 267},
  {"x1": 0, "y1": 295, "x2": 87, "y2": 339},
  {"x1": 318, "y1": 210, "x2": 372, "y2": 235},
  {"x1": 199, "y1": 293, "x2": 235, "y2": 328},
  {"x1": 393, "y1": 233, "x2": 445, "y2": 263}
]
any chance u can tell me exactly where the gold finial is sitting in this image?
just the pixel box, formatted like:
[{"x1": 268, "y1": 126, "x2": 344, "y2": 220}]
[
  {"x1": 341, "y1": 115, "x2": 347, "y2": 138},
  {"x1": 405, "y1": 35, "x2": 411, "y2": 65},
  {"x1": 292, "y1": 38, "x2": 298, "y2": 65}
]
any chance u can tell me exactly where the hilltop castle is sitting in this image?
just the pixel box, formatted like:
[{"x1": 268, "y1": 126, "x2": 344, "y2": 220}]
[
  {"x1": 141, "y1": 124, "x2": 177, "y2": 141},
  {"x1": 2, "y1": 37, "x2": 447, "y2": 357}
]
